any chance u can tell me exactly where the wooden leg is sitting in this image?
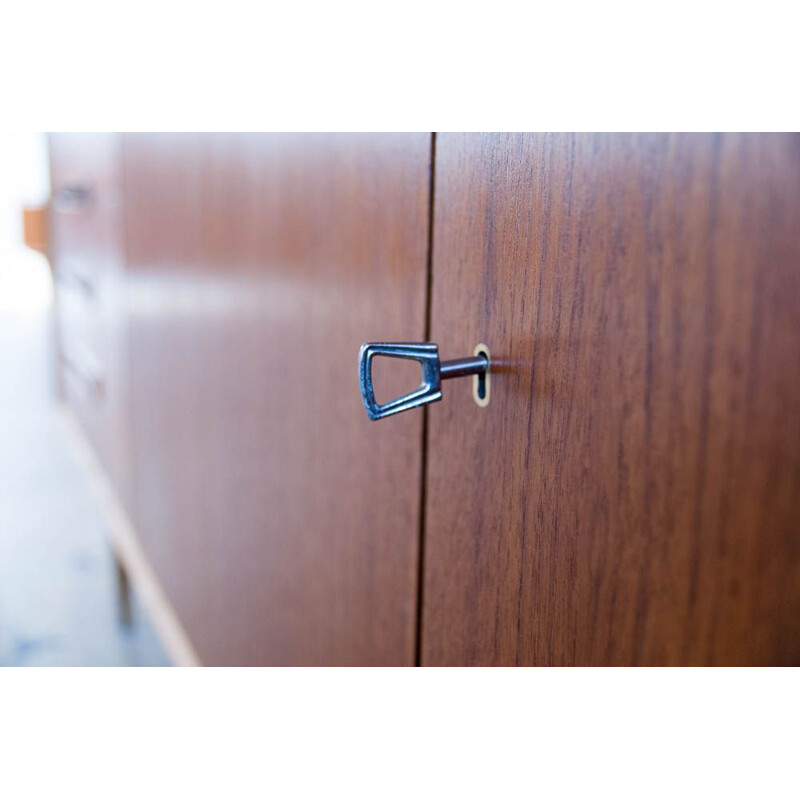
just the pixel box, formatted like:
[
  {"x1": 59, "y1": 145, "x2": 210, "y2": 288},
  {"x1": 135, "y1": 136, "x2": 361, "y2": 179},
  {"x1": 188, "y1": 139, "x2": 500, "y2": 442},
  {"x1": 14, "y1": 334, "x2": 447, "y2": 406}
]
[{"x1": 114, "y1": 552, "x2": 133, "y2": 628}]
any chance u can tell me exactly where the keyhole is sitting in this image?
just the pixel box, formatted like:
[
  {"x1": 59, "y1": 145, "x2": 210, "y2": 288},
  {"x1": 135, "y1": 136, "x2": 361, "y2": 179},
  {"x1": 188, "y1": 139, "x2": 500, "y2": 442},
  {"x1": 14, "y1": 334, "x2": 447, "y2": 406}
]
[
  {"x1": 476, "y1": 369, "x2": 487, "y2": 401},
  {"x1": 473, "y1": 344, "x2": 490, "y2": 408}
]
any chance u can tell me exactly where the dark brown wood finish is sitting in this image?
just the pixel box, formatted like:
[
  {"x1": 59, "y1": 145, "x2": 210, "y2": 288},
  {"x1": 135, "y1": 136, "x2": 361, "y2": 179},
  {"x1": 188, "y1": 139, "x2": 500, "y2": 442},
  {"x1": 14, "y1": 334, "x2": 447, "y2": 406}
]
[
  {"x1": 121, "y1": 134, "x2": 431, "y2": 665},
  {"x1": 422, "y1": 133, "x2": 800, "y2": 665}
]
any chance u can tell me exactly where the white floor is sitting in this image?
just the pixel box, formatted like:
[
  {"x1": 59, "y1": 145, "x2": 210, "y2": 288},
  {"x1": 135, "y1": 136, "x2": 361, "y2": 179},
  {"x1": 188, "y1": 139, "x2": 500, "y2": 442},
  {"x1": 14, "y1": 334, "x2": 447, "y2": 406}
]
[{"x1": 0, "y1": 250, "x2": 168, "y2": 666}]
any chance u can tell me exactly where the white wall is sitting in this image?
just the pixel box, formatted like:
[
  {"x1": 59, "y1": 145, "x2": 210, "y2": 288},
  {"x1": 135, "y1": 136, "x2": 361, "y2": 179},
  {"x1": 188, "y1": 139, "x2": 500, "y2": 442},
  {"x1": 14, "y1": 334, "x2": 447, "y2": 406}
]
[{"x1": 0, "y1": 133, "x2": 52, "y2": 312}]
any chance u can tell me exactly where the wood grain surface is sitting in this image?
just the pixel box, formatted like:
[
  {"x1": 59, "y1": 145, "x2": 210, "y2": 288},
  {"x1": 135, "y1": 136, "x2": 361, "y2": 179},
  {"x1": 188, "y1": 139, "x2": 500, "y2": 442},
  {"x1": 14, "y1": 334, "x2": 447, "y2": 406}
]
[
  {"x1": 421, "y1": 133, "x2": 800, "y2": 665},
  {"x1": 121, "y1": 134, "x2": 431, "y2": 665}
]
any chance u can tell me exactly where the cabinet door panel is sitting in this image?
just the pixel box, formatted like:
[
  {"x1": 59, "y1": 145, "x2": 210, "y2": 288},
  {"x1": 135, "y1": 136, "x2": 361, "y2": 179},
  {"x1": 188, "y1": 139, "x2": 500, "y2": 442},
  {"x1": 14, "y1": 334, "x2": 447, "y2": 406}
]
[
  {"x1": 422, "y1": 133, "x2": 800, "y2": 665},
  {"x1": 122, "y1": 134, "x2": 430, "y2": 665}
]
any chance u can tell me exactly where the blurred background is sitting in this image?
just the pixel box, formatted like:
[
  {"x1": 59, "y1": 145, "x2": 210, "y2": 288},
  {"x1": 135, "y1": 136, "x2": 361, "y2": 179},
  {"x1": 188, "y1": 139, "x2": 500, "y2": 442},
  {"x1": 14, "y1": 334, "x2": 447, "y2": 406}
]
[{"x1": 0, "y1": 134, "x2": 167, "y2": 666}]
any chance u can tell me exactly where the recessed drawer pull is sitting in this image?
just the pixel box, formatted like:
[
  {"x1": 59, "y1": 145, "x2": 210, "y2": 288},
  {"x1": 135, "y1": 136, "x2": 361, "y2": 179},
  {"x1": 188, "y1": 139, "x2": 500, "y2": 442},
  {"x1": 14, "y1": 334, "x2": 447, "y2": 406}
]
[
  {"x1": 56, "y1": 261, "x2": 95, "y2": 297},
  {"x1": 53, "y1": 185, "x2": 92, "y2": 213},
  {"x1": 61, "y1": 347, "x2": 104, "y2": 397},
  {"x1": 358, "y1": 342, "x2": 489, "y2": 421}
]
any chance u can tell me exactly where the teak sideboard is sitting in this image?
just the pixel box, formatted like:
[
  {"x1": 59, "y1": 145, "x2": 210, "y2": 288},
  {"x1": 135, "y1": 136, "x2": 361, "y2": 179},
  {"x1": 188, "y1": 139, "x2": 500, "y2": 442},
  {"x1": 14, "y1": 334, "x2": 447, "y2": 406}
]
[{"x1": 48, "y1": 133, "x2": 800, "y2": 665}]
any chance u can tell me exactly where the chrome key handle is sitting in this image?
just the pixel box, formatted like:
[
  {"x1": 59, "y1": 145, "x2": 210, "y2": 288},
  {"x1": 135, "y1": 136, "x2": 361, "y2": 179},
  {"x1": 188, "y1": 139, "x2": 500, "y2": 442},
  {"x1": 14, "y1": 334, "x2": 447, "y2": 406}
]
[
  {"x1": 359, "y1": 343, "x2": 441, "y2": 421},
  {"x1": 359, "y1": 342, "x2": 489, "y2": 421}
]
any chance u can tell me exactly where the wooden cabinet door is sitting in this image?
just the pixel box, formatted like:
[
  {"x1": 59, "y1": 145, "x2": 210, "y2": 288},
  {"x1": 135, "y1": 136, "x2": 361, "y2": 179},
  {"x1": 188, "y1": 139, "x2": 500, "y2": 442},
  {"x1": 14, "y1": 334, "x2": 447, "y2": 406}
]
[
  {"x1": 121, "y1": 134, "x2": 431, "y2": 665},
  {"x1": 421, "y1": 133, "x2": 800, "y2": 665}
]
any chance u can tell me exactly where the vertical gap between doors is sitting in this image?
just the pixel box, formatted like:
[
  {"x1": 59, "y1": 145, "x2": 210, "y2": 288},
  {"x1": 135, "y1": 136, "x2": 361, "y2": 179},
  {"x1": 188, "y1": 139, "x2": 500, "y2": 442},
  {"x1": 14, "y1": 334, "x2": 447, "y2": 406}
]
[{"x1": 414, "y1": 132, "x2": 436, "y2": 667}]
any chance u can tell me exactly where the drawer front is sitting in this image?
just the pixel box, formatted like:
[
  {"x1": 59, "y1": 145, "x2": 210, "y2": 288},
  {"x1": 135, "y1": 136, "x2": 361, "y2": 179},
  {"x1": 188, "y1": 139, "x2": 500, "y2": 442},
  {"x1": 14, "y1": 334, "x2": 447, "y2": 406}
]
[{"x1": 49, "y1": 133, "x2": 134, "y2": 516}]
